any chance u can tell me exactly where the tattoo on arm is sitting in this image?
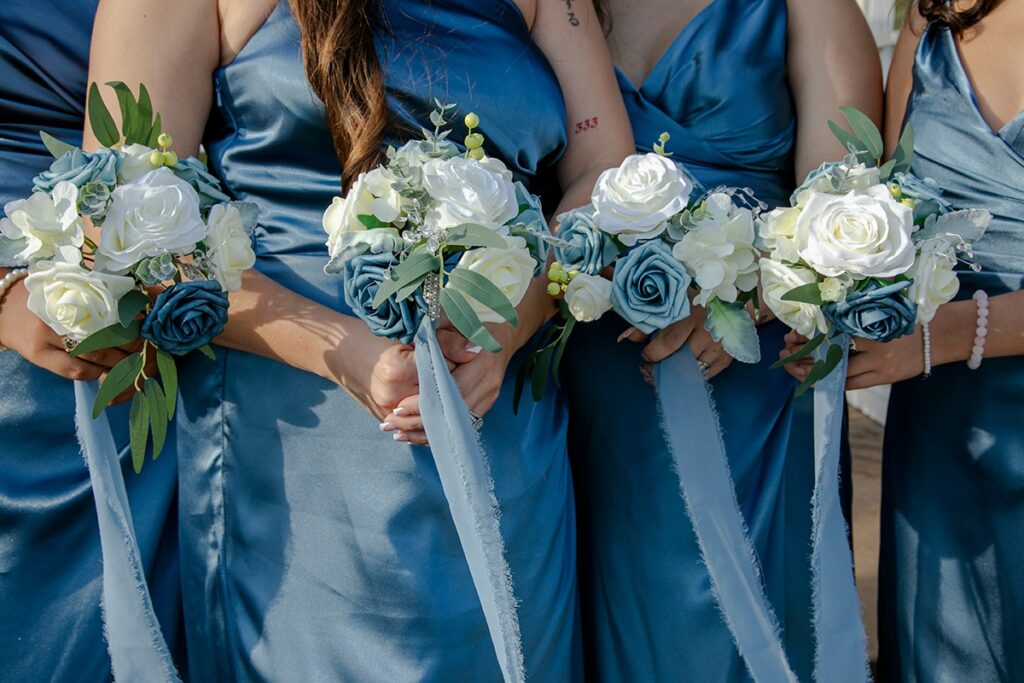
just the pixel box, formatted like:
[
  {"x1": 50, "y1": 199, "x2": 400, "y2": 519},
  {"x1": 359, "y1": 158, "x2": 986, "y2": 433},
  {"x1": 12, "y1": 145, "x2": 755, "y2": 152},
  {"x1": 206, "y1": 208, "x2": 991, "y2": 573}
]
[
  {"x1": 573, "y1": 117, "x2": 599, "y2": 134},
  {"x1": 564, "y1": 0, "x2": 580, "y2": 26}
]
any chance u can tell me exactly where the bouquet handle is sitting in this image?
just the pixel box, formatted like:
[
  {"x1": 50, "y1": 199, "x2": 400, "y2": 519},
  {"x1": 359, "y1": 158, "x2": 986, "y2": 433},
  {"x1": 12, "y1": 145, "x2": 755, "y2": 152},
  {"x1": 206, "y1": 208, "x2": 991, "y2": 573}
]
[
  {"x1": 414, "y1": 320, "x2": 525, "y2": 683},
  {"x1": 74, "y1": 381, "x2": 181, "y2": 683}
]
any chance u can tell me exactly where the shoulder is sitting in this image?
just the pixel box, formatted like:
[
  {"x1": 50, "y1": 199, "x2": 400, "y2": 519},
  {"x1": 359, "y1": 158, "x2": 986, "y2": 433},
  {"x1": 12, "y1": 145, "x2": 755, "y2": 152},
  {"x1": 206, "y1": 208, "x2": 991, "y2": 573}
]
[{"x1": 218, "y1": 0, "x2": 278, "y2": 66}]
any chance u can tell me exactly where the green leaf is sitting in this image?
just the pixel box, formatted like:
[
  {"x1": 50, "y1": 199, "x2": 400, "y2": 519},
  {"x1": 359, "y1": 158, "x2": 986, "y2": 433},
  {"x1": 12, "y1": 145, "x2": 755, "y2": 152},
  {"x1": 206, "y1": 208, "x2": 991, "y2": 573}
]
[
  {"x1": 531, "y1": 345, "x2": 554, "y2": 403},
  {"x1": 39, "y1": 131, "x2": 76, "y2": 159},
  {"x1": 144, "y1": 379, "x2": 168, "y2": 460},
  {"x1": 512, "y1": 357, "x2": 531, "y2": 416},
  {"x1": 840, "y1": 106, "x2": 884, "y2": 161},
  {"x1": 704, "y1": 299, "x2": 761, "y2": 364},
  {"x1": 357, "y1": 214, "x2": 392, "y2": 229},
  {"x1": 551, "y1": 318, "x2": 576, "y2": 388},
  {"x1": 72, "y1": 320, "x2": 142, "y2": 358},
  {"x1": 878, "y1": 159, "x2": 897, "y2": 180},
  {"x1": 372, "y1": 251, "x2": 439, "y2": 308},
  {"x1": 88, "y1": 83, "x2": 120, "y2": 148},
  {"x1": 446, "y1": 223, "x2": 509, "y2": 249},
  {"x1": 393, "y1": 272, "x2": 432, "y2": 304},
  {"x1": 92, "y1": 352, "x2": 143, "y2": 419},
  {"x1": 117, "y1": 290, "x2": 150, "y2": 327},
  {"x1": 794, "y1": 342, "x2": 845, "y2": 396},
  {"x1": 136, "y1": 84, "x2": 154, "y2": 146},
  {"x1": 828, "y1": 120, "x2": 863, "y2": 154},
  {"x1": 440, "y1": 288, "x2": 502, "y2": 353},
  {"x1": 771, "y1": 332, "x2": 826, "y2": 369},
  {"x1": 890, "y1": 124, "x2": 915, "y2": 177},
  {"x1": 147, "y1": 113, "x2": 163, "y2": 148},
  {"x1": 198, "y1": 345, "x2": 216, "y2": 361},
  {"x1": 780, "y1": 282, "x2": 825, "y2": 306},
  {"x1": 107, "y1": 81, "x2": 140, "y2": 144},
  {"x1": 155, "y1": 349, "x2": 178, "y2": 419},
  {"x1": 447, "y1": 269, "x2": 519, "y2": 326},
  {"x1": 129, "y1": 391, "x2": 150, "y2": 474}
]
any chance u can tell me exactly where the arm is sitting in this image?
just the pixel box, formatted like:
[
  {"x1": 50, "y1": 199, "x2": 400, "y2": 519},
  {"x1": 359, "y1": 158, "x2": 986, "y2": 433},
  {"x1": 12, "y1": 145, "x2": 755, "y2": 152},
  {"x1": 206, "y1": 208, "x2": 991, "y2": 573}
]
[{"x1": 85, "y1": 0, "x2": 419, "y2": 421}]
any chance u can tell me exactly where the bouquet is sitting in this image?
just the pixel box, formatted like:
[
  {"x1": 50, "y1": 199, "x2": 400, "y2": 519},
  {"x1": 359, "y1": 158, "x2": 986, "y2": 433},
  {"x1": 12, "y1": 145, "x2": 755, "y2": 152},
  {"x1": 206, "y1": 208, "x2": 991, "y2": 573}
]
[
  {"x1": 760, "y1": 107, "x2": 990, "y2": 393},
  {"x1": 0, "y1": 82, "x2": 257, "y2": 470},
  {"x1": 518, "y1": 134, "x2": 764, "y2": 405},
  {"x1": 322, "y1": 101, "x2": 548, "y2": 351}
]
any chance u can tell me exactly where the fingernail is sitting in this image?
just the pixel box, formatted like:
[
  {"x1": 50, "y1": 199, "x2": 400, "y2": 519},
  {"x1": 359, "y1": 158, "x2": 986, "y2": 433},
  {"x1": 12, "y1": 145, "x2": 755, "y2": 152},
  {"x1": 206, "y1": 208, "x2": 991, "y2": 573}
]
[
  {"x1": 379, "y1": 422, "x2": 396, "y2": 432},
  {"x1": 617, "y1": 327, "x2": 638, "y2": 343},
  {"x1": 393, "y1": 407, "x2": 408, "y2": 416},
  {"x1": 393, "y1": 432, "x2": 409, "y2": 442},
  {"x1": 466, "y1": 345, "x2": 482, "y2": 354}
]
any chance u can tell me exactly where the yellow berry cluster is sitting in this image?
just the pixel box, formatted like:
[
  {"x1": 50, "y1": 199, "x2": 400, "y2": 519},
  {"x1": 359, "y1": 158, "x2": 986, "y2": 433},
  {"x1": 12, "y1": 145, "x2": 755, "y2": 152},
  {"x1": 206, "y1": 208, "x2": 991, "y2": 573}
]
[
  {"x1": 148, "y1": 132, "x2": 178, "y2": 168},
  {"x1": 546, "y1": 262, "x2": 579, "y2": 297},
  {"x1": 464, "y1": 113, "x2": 486, "y2": 161}
]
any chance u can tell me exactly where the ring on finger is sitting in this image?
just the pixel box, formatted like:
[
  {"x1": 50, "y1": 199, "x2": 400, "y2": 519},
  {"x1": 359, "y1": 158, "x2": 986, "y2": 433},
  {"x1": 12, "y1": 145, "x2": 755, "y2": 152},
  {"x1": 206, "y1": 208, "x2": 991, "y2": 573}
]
[
  {"x1": 697, "y1": 359, "x2": 710, "y2": 377},
  {"x1": 61, "y1": 335, "x2": 78, "y2": 354},
  {"x1": 469, "y1": 410, "x2": 484, "y2": 431}
]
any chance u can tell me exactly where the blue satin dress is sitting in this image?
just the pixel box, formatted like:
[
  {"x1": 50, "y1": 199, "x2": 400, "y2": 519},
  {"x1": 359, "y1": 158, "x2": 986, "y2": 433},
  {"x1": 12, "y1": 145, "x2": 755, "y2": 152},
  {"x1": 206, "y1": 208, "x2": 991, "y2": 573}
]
[
  {"x1": 175, "y1": 2, "x2": 577, "y2": 680},
  {"x1": 0, "y1": 2, "x2": 182, "y2": 681},
  {"x1": 877, "y1": 24, "x2": 1024, "y2": 683},
  {"x1": 564, "y1": 0, "x2": 812, "y2": 680}
]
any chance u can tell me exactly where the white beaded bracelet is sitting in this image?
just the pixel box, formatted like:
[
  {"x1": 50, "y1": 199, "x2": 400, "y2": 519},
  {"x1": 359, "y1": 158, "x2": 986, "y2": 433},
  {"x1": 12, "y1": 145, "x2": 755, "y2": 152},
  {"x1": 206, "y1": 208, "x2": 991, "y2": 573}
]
[
  {"x1": 967, "y1": 289, "x2": 989, "y2": 370},
  {"x1": 922, "y1": 322, "x2": 932, "y2": 378},
  {"x1": 0, "y1": 268, "x2": 29, "y2": 353}
]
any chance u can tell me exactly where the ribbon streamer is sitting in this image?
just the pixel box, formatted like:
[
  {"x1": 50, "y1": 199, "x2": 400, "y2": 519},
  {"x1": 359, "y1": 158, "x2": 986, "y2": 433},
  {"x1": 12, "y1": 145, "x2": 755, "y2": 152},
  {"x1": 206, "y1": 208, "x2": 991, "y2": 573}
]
[
  {"x1": 414, "y1": 320, "x2": 525, "y2": 683},
  {"x1": 74, "y1": 380, "x2": 180, "y2": 683},
  {"x1": 655, "y1": 348, "x2": 797, "y2": 683},
  {"x1": 810, "y1": 337, "x2": 870, "y2": 682}
]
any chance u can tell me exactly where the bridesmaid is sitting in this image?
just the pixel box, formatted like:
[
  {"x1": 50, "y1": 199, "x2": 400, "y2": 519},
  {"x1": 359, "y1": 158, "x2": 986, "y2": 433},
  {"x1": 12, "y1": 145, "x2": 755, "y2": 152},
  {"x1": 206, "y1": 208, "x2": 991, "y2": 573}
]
[
  {"x1": 0, "y1": 2, "x2": 182, "y2": 680},
  {"x1": 563, "y1": 0, "x2": 881, "y2": 680},
  {"x1": 840, "y1": 1, "x2": 1024, "y2": 680},
  {"x1": 86, "y1": 0, "x2": 632, "y2": 679}
]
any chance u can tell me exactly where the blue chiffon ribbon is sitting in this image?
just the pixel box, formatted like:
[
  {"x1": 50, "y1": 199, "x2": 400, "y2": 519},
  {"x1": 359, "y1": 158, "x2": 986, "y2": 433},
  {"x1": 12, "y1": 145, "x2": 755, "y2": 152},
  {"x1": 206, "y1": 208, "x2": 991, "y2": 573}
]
[
  {"x1": 414, "y1": 319, "x2": 525, "y2": 683},
  {"x1": 73, "y1": 380, "x2": 180, "y2": 683},
  {"x1": 654, "y1": 339, "x2": 868, "y2": 682}
]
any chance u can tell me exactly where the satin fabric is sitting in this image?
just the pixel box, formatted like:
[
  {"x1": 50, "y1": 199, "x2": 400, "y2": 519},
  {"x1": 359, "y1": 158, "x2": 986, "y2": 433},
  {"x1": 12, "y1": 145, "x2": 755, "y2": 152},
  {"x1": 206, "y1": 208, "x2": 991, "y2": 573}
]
[
  {"x1": 0, "y1": 3, "x2": 182, "y2": 680},
  {"x1": 877, "y1": 24, "x2": 1024, "y2": 683},
  {"x1": 564, "y1": 0, "x2": 809, "y2": 680},
  {"x1": 177, "y1": 2, "x2": 578, "y2": 680}
]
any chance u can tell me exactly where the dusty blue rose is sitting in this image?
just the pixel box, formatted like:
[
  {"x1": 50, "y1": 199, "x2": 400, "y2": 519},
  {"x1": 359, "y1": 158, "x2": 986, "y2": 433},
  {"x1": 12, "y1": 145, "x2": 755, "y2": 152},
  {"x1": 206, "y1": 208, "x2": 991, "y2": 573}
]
[
  {"x1": 171, "y1": 156, "x2": 230, "y2": 210},
  {"x1": 891, "y1": 171, "x2": 952, "y2": 221},
  {"x1": 823, "y1": 279, "x2": 917, "y2": 342},
  {"x1": 610, "y1": 240, "x2": 691, "y2": 334},
  {"x1": 142, "y1": 280, "x2": 229, "y2": 355},
  {"x1": 507, "y1": 182, "x2": 549, "y2": 275},
  {"x1": 343, "y1": 251, "x2": 424, "y2": 344},
  {"x1": 553, "y1": 205, "x2": 619, "y2": 275},
  {"x1": 32, "y1": 148, "x2": 120, "y2": 193}
]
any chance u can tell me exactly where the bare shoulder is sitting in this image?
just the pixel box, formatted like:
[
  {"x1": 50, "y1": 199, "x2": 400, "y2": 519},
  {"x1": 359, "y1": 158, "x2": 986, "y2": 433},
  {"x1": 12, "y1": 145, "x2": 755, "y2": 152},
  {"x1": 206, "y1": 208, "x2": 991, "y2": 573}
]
[{"x1": 218, "y1": 0, "x2": 279, "y2": 66}]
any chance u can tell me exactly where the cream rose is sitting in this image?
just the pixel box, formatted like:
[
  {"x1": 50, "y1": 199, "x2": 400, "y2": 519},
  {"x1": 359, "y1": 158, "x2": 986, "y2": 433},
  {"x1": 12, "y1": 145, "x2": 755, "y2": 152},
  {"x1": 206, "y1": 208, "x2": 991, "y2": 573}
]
[
  {"x1": 118, "y1": 143, "x2": 161, "y2": 183},
  {"x1": 96, "y1": 168, "x2": 207, "y2": 273},
  {"x1": 793, "y1": 185, "x2": 915, "y2": 279},
  {"x1": 451, "y1": 236, "x2": 535, "y2": 323},
  {"x1": 421, "y1": 156, "x2": 518, "y2": 233},
  {"x1": 758, "y1": 206, "x2": 801, "y2": 263},
  {"x1": 673, "y1": 193, "x2": 759, "y2": 306},
  {"x1": 564, "y1": 273, "x2": 613, "y2": 322},
  {"x1": 591, "y1": 153, "x2": 692, "y2": 246},
  {"x1": 0, "y1": 182, "x2": 83, "y2": 263},
  {"x1": 204, "y1": 204, "x2": 256, "y2": 292},
  {"x1": 25, "y1": 259, "x2": 136, "y2": 341},
  {"x1": 907, "y1": 246, "x2": 960, "y2": 324},
  {"x1": 759, "y1": 258, "x2": 826, "y2": 338}
]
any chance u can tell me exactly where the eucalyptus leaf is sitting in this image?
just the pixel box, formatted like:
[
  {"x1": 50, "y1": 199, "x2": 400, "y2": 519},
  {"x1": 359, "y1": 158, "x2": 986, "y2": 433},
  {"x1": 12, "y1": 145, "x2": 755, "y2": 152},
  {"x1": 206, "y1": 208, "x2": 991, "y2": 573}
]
[
  {"x1": 781, "y1": 282, "x2": 825, "y2": 306},
  {"x1": 440, "y1": 288, "x2": 501, "y2": 353},
  {"x1": 704, "y1": 300, "x2": 761, "y2": 364},
  {"x1": 551, "y1": 318, "x2": 576, "y2": 388},
  {"x1": 147, "y1": 113, "x2": 163, "y2": 148},
  {"x1": 88, "y1": 83, "x2": 120, "y2": 148},
  {"x1": 878, "y1": 159, "x2": 897, "y2": 181},
  {"x1": 129, "y1": 391, "x2": 150, "y2": 474},
  {"x1": 145, "y1": 379, "x2": 169, "y2": 460},
  {"x1": 771, "y1": 332, "x2": 826, "y2": 369},
  {"x1": 840, "y1": 106, "x2": 884, "y2": 161},
  {"x1": 531, "y1": 346, "x2": 554, "y2": 403},
  {"x1": 447, "y1": 269, "x2": 519, "y2": 326},
  {"x1": 828, "y1": 120, "x2": 864, "y2": 155},
  {"x1": 72, "y1": 320, "x2": 142, "y2": 358},
  {"x1": 39, "y1": 131, "x2": 76, "y2": 160},
  {"x1": 372, "y1": 251, "x2": 439, "y2": 308},
  {"x1": 446, "y1": 223, "x2": 509, "y2": 249},
  {"x1": 156, "y1": 349, "x2": 178, "y2": 419},
  {"x1": 393, "y1": 273, "x2": 432, "y2": 303},
  {"x1": 92, "y1": 352, "x2": 143, "y2": 419},
  {"x1": 890, "y1": 124, "x2": 915, "y2": 176},
  {"x1": 357, "y1": 214, "x2": 392, "y2": 229},
  {"x1": 117, "y1": 290, "x2": 150, "y2": 327},
  {"x1": 198, "y1": 345, "x2": 217, "y2": 361}
]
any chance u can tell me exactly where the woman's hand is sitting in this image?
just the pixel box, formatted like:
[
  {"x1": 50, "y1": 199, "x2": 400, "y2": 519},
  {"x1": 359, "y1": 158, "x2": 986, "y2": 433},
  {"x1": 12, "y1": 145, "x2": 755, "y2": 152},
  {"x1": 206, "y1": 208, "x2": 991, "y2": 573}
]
[
  {"x1": 778, "y1": 330, "x2": 814, "y2": 382},
  {"x1": 622, "y1": 305, "x2": 734, "y2": 384},
  {"x1": 0, "y1": 278, "x2": 131, "y2": 381},
  {"x1": 845, "y1": 330, "x2": 925, "y2": 390}
]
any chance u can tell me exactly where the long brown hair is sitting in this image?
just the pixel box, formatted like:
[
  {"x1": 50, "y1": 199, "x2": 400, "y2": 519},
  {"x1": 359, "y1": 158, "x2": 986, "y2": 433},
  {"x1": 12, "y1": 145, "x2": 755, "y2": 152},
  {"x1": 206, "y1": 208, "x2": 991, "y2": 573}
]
[
  {"x1": 918, "y1": 0, "x2": 1003, "y2": 34},
  {"x1": 289, "y1": 0, "x2": 388, "y2": 189}
]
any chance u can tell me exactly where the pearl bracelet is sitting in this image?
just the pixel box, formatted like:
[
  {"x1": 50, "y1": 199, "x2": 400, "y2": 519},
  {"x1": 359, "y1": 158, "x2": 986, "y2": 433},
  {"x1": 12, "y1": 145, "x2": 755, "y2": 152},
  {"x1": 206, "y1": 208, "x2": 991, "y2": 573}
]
[
  {"x1": 967, "y1": 289, "x2": 989, "y2": 370},
  {"x1": 0, "y1": 268, "x2": 29, "y2": 353},
  {"x1": 922, "y1": 322, "x2": 932, "y2": 378}
]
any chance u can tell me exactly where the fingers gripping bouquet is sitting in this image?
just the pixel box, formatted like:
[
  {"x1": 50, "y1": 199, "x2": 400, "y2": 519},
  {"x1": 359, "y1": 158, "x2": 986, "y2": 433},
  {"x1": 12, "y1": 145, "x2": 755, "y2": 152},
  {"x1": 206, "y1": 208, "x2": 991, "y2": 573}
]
[
  {"x1": 323, "y1": 102, "x2": 548, "y2": 351},
  {"x1": 0, "y1": 83, "x2": 257, "y2": 470},
  {"x1": 760, "y1": 108, "x2": 990, "y2": 393},
  {"x1": 519, "y1": 133, "x2": 764, "y2": 404}
]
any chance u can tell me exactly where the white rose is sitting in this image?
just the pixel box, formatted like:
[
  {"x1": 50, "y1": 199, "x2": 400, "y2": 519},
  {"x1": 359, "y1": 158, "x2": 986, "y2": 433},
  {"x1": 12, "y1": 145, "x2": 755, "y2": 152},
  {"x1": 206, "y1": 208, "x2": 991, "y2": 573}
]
[
  {"x1": 421, "y1": 156, "x2": 519, "y2": 233},
  {"x1": 673, "y1": 193, "x2": 759, "y2": 306},
  {"x1": 323, "y1": 173, "x2": 374, "y2": 257},
  {"x1": 818, "y1": 277, "x2": 850, "y2": 303},
  {"x1": 591, "y1": 153, "x2": 692, "y2": 246},
  {"x1": 204, "y1": 204, "x2": 256, "y2": 292},
  {"x1": 907, "y1": 245, "x2": 960, "y2": 324},
  {"x1": 0, "y1": 182, "x2": 83, "y2": 263},
  {"x1": 362, "y1": 167, "x2": 406, "y2": 225},
  {"x1": 564, "y1": 273, "x2": 613, "y2": 322},
  {"x1": 758, "y1": 206, "x2": 801, "y2": 263},
  {"x1": 96, "y1": 167, "x2": 207, "y2": 273},
  {"x1": 793, "y1": 185, "x2": 915, "y2": 279},
  {"x1": 794, "y1": 160, "x2": 881, "y2": 206},
  {"x1": 24, "y1": 259, "x2": 136, "y2": 341},
  {"x1": 759, "y1": 258, "x2": 826, "y2": 338},
  {"x1": 452, "y1": 236, "x2": 535, "y2": 323},
  {"x1": 119, "y1": 143, "x2": 161, "y2": 182},
  {"x1": 389, "y1": 139, "x2": 459, "y2": 182}
]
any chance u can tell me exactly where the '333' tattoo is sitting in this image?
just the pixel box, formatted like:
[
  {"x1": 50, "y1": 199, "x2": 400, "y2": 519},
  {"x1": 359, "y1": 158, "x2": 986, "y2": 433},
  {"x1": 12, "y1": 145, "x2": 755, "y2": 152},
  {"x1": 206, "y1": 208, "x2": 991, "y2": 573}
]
[{"x1": 574, "y1": 117, "x2": 599, "y2": 134}]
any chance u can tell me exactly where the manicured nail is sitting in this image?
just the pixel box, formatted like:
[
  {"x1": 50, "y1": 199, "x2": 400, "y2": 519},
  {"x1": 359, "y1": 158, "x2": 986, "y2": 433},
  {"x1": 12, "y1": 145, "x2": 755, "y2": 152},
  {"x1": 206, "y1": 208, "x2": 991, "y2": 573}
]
[
  {"x1": 379, "y1": 422, "x2": 396, "y2": 432},
  {"x1": 393, "y1": 407, "x2": 408, "y2": 416},
  {"x1": 393, "y1": 432, "x2": 409, "y2": 442},
  {"x1": 618, "y1": 327, "x2": 638, "y2": 343},
  {"x1": 466, "y1": 345, "x2": 482, "y2": 354}
]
